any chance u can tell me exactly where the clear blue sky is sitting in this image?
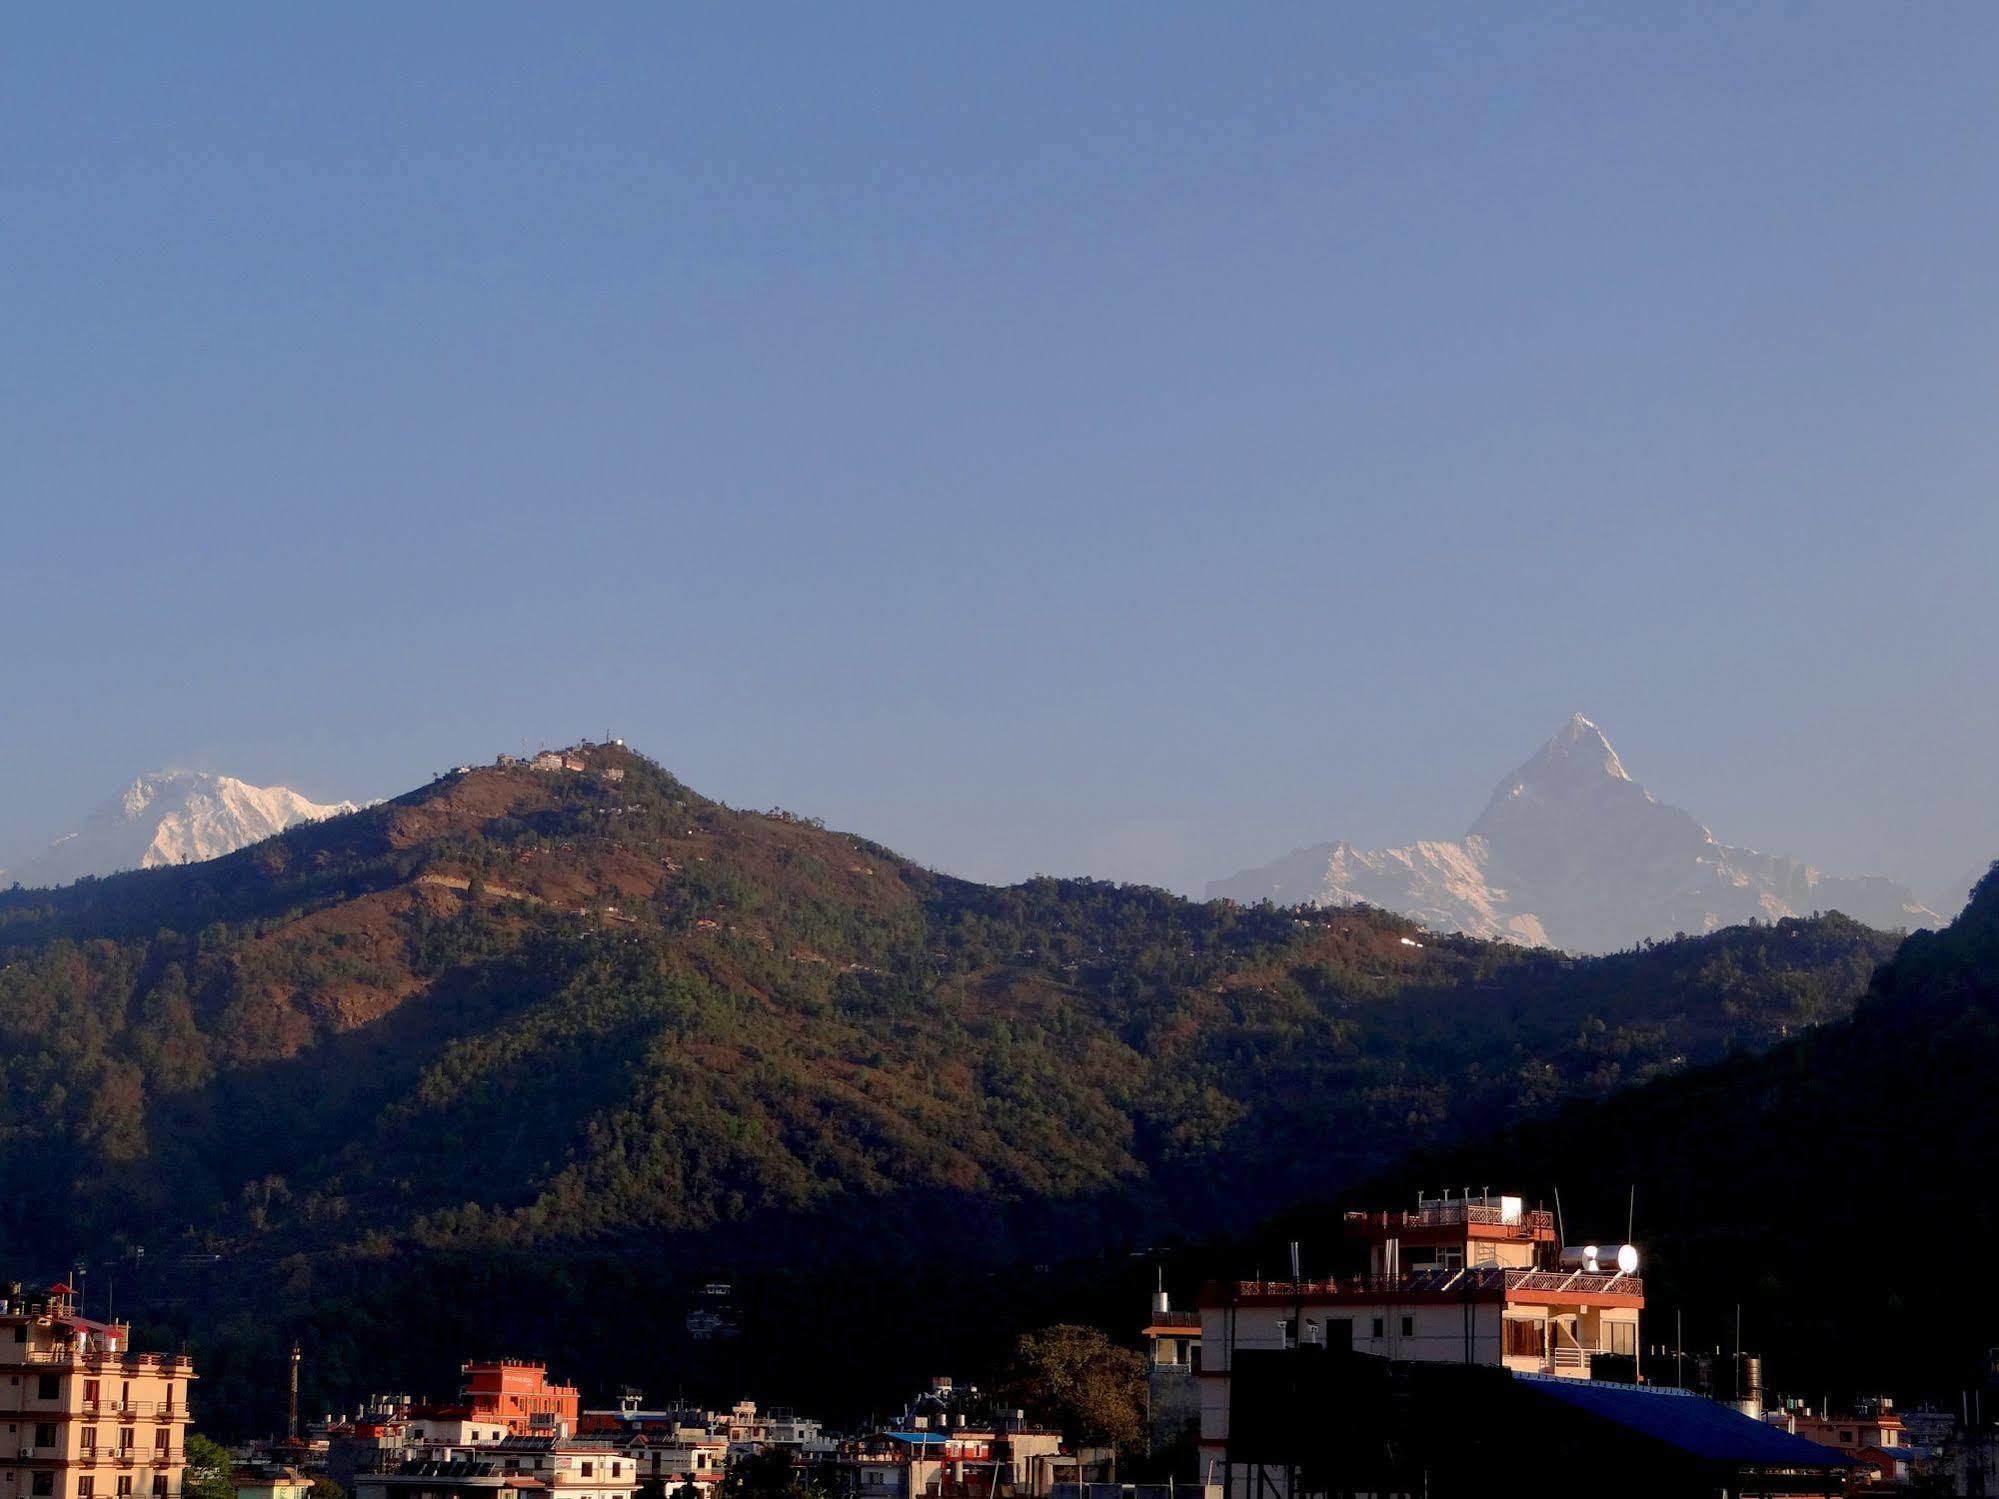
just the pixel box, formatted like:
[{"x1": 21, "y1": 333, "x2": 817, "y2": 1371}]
[{"x1": 4, "y1": 4, "x2": 1995, "y2": 904}]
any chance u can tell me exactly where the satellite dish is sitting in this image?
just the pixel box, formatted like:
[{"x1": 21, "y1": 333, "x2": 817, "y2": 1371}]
[{"x1": 1616, "y1": 1244, "x2": 1640, "y2": 1275}]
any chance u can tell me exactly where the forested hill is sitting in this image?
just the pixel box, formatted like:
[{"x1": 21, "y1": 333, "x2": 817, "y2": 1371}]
[
  {"x1": 1277, "y1": 861, "x2": 1999, "y2": 1398},
  {"x1": 0, "y1": 743, "x2": 1903, "y2": 1427}
]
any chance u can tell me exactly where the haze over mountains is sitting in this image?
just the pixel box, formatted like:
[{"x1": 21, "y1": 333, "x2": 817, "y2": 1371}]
[
  {"x1": 0, "y1": 770, "x2": 358, "y2": 888},
  {"x1": 1209, "y1": 715, "x2": 1942, "y2": 954}
]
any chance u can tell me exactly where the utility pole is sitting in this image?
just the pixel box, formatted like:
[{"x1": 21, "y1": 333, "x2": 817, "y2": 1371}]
[{"x1": 289, "y1": 1341, "x2": 302, "y2": 1443}]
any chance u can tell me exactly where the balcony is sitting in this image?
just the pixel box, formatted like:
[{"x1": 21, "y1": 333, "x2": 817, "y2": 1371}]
[
  {"x1": 1232, "y1": 1265, "x2": 1642, "y2": 1303},
  {"x1": 1343, "y1": 1203, "x2": 1556, "y2": 1240},
  {"x1": 23, "y1": 1352, "x2": 196, "y2": 1379}
]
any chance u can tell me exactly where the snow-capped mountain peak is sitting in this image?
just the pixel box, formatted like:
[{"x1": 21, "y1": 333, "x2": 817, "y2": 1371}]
[
  {"x1": 3, "y1": 771, "x2": 360, "y2": 889},
  {"x1": 1209, "y1": 717, "x2": 1941, "y2": 954}
]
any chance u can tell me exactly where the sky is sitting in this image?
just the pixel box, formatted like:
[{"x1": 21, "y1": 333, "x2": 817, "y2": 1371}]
[{"x1": 3, "y1": 4, "x2": 1995, "y2": 906}]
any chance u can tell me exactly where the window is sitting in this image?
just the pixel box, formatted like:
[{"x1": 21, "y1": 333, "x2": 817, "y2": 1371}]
[
  {"x1": 80, "y1": 1482, "x2": 95, "y2": 1499},
  {"x1": 34, "y1": 1425, "x2": 54, "y2": 1450},
  {"x1": 1605, "y1": 1322, "x2": 1636, "y2": 1357},
  {"x1": 1370, "y1": 1318, "x2": 1384, "y2": 1340},
  {"x1": 1504, "y1": 1320, "x2": 1542, "y2": 1357},
  {"x1": 581, "y1": 1465, "x2": 593, "y2": 1478},
  {"x1": 85, "y1": 1382, "x2": 101, "y2": 1406},
  {"x1": 84, "y1": 1428, "x2": 99, "y2": 1454},
  {"x1": 37, "y1": 1376, "x2": 60, "y2": 1401},
  {"x1": 1400, "y1": 1316, "x2": 1414, "y2": 1338},
  {"x1": 31, "y1": 1479, "x2": 53, "y2": 1499},
  {"x1": 116, "y1": 1479, "x2": 133, "y2": 1497},
  {"x1": 120, "y1": 1431, "x2": 135, "y2": 1452},
  {"x1": 154, "y1": 1431, "x2": 168, "y2": 1452},
  {"x1": 12, "y1": 1326, "x2": 23, "y2": 1342},
  {"x1": 151, "y1": 1480, "x2": 167, "y2": 1499}
]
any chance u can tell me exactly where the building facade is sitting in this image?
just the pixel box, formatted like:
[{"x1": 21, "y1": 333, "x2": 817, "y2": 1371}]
[
  {"x1": 1198, "y1": 1193, "x2": 1645, "y2": 1498},
  {"x1": 458, "y1": 1365, "x2": 578, "y2": 1439},
  {"x1": 0, "y1": 1284, "x2": 194, "y2": 1499}
]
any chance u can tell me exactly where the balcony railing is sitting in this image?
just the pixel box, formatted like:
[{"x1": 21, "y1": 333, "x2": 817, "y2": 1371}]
[
  {"x1": 1234, "y1": 1266, "x2": 1641, "y2": 1301},
  {"x1": 1344, "y1": 1205, "x2": 1556, "y2": 1240},
  {"x1": 21, "y1": 1350, "x2": 193, "y2": 1373}
]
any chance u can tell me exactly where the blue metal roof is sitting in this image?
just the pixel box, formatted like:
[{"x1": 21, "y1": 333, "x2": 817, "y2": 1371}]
[
  {"x1": 1515, "y1": 1376, "x2": 1858, "y2": 1468},
  {"x1": 885, "y1": 1432, "x2": 954, "y2": 1446}
]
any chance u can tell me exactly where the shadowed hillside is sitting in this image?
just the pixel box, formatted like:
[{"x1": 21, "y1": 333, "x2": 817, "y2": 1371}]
[
  {"x1": 0, "y1": 744, "x2": 1904, "y2": 1429},
  {"x1": 1253, "y1": 862, "x2": 1999, "y2": 1398}
]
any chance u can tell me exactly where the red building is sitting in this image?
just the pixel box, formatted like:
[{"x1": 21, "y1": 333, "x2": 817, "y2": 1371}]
[{"x1": 459, "y1": 1361, "x2": 580, "y2": 1437}]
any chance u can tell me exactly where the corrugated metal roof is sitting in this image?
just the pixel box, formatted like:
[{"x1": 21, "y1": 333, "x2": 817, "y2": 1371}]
[{"x1": 1517, "y1": 1377, "x2": 1857, "y2": 1468}]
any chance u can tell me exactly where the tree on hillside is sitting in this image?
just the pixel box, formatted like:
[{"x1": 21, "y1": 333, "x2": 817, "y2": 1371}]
[{"x1": 1000, "y1": 1324, "x2": 1146, "y2": 1453}]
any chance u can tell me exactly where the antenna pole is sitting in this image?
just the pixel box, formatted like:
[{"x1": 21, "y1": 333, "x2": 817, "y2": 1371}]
[
  {"x1": 1627, "y1": 1185, "x2": 1635, "y2": 1244},
  {"x1": 1553, "y1": 1188, "x2": 1567, "y2": 1249}
]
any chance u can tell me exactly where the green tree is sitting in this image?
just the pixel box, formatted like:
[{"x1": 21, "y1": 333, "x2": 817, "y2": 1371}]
[
  {"x1": 1001, "y1": 1324, "x2": 1147, "y2": 1453},
  {"x1": 719, "y1": 1450, "x2": 821, "y2": 1499},
  {"x1": 184, "y1": 1434, "x2": 234, "y2": 1499}
]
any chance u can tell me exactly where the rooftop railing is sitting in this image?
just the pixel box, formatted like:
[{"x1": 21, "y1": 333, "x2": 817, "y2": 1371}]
[
  {"x1": 1233, "y1": 1266, "x2": 1641, "y2": 1300},
  {"x1": 1343, "y1": 1204, "x2": 1556, "y2": 1239}
]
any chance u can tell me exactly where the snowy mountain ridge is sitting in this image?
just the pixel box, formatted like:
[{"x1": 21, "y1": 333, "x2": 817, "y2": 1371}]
[
  {"x1": 2, "y1": 770, "x2": 360, "y2": 889},
  {"x1": 1207, "y1": 715, "x2": 1942, "y2": 954}
]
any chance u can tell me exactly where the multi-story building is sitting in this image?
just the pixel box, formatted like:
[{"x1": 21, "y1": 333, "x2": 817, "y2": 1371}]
[
  {"x1": 623, "y1": 1426, "x2": 729, "y2": 1492},
  {"x1": 356, "y1": 1437, "x2": 632, "y2": 1499},
  {"x1": 0, "y1": 1282, "x2": 194, "y2": 1499},
  {"x1": 1140, "y1": 1285, "x2": 1201, "y2": 1456},
  {"x1": 1198, "y1": 1192, "x2": 1644, "y2": 1491},
  {"x1": 458, "y1": 1364, "x2": 578, "y2": 1439}
]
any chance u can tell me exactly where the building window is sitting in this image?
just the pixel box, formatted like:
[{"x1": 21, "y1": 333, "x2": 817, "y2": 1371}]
[
  {"x1": 83, "y1": 1428, "x2": 99, "y2": 1454},
  {"x1": 1605, "y1": 1322, "x2": 1636, "y2": 1357},
  {"x1": 80, "y1": 1482, "x2": 95, "y2": 1498},
  {"x1": 85, "y1": 1382, "x2": 101, "y2": 1406},
  {"x1": 117, "y1": 1479, "x2": 133, "y2": 1497},
  {"x1": 152, "y1": 1480, "x2": 167, "y2": 1499},
  {"x1": 1504, "y1": 1320, "x2": 1542, "y2": 1357},
  {"x1": 154, "y1": 1431, "x2": 169, "y2": 1452},
  {"x1": 35, "y1": 1425, "x2": 55, "y2": 1449},
  {"x1": 37, "y1": 1376, "x2": 60, "y2": 1401},
  {"x1": 31, "y1": 1478, "x2": 53, "y2": 1499},
  {"x1": 1400, "y1": 1316, "x2": 1414, "y2": 1338},
  {"x1": 1370, "y1": 1318, "x2": 1384, "y2": 1340}
]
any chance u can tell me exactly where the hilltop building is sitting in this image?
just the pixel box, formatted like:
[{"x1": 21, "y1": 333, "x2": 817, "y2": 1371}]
[{"x1": 0, "y1": 1282, "x2": 194, "y2": 1499}]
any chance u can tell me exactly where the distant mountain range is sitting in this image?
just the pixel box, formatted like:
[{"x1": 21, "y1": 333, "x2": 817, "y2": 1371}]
[
  {"x1": 1208, "y1": 715, "x2": 1941, "y2": 954},
  {"x1": 0, "y1": 770, "x2": 358, "y2": 888}
]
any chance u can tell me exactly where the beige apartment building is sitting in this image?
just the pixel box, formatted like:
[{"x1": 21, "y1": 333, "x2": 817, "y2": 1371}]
[{"x1": 0, "y1": 1284, "x2": 194, "y2": 1499}]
